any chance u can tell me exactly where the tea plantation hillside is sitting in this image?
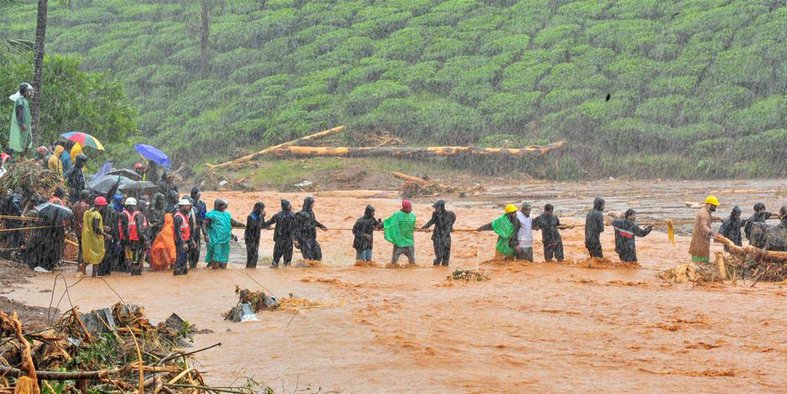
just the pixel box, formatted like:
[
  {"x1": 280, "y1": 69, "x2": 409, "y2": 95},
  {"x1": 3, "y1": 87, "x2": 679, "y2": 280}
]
[{"x1": 1, "y1": 0, "x2": 785, "y2": 178}]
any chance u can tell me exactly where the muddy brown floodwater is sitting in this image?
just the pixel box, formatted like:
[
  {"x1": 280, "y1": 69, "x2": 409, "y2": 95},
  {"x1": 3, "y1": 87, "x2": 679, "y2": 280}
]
[{"x1": 4, "y1": 180, "x2": 786, "y2": 392}]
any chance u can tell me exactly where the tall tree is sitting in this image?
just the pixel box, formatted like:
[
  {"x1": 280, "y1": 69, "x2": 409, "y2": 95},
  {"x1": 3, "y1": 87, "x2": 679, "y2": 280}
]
[
  {"x1": 31, "y1": 0, "x2": 48, "y2": 137},
  {"x1": 31, "y1": 0, "x2": 69, "y2": 140}
]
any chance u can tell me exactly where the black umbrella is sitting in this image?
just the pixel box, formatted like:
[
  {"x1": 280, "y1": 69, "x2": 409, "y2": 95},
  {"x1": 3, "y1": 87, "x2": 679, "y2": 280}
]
[
  {"x1": 107, "y1": 169, "x2": 142, "y2": 181},
  {"x1": 88, "y1": 175, "x2": 133, "y2": 195},
  {"x1": 118, "y1": 180, "x2": 157, "y2": 191},
  {"x1": 34, "y1": 202, "x2": 73, "y2": 221}
]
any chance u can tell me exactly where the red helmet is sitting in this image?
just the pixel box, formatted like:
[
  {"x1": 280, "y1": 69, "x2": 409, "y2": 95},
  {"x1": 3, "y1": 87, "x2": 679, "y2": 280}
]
[{"x1": 94, "y1": 196, "x2": 108, "y2": 206}]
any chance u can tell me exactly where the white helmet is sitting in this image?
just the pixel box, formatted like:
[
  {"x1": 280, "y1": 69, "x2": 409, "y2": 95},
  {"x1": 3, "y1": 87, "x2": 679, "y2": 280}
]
[
  {"x1": 124, "y1": 197, "x2": 137, "y2": 206},
  {"x1": 178, "y1": 199, "x2": 192, "y2": 206}
]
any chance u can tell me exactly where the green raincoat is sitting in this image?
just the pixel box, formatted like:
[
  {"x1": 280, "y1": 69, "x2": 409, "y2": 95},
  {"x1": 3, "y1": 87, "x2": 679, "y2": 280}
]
[
  {"x1": 205, "y1": 210, "x2": 232, "y2": 263},
  {"x1": 9, "y1": 96, "x2": 32, "y2": 153},
  {"x1": 491, "y1": 214, "x2": 515, "y2": 256},
  {"x1": 384, "y1": 210, "x2": 416, "y2": 248}
]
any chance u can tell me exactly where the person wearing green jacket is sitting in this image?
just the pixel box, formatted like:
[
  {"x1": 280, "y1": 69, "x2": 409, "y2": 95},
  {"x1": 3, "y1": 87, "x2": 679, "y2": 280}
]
[
  {"x1": 384, "y1": 200, "x2": 417, "y2": 265},
  {"x1": 8, "y1": 82, "x2": 34, "y2": 157},
  {"x1": 478, "y1": 204, "x2": 521, "y2": 259}
]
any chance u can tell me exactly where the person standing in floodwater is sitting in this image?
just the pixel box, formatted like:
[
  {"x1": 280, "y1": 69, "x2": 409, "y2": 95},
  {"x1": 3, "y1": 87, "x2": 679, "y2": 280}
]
[
  {"x1": 173, "y1": 199, "x2": 195, "y2": 275},
  {"x1": 689, "y1": 195, "x2": 718, "y2": 268},
  {"x1": 264, "y1": 200, "x2": 297, "y2": 268},
  {"x1": 422, "y1": 200, "x2": 456, "y2": 266},
  {"x1": 384, "y1": 200, "x2": 417, "y2": 265},
  {"x1": 244, "y1": 202, "x2": 265, "y2": 268},
  {"x1": 533, "y1": 204, "x2": 564, "y2": 262},
  {"x1": 353, "y1": 205, "x2": 383, "y2": 262},
  {"x1": 515, "y1": 202, "x2": 534, "y2": 262},
  {"x1": 612, "y1": 209, "x2": 652, "y2": 262},
  {"x1": 585, "y1": 197, "x2": 605, "y2": 258}
]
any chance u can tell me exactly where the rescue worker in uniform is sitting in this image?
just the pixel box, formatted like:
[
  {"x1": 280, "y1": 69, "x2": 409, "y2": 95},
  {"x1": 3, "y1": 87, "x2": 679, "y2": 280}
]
[
  {"x1": 263, "y1": 200, "x2": 296, "y2": 268},
  {"x1": 612, "y1": 209, "x2": 652, "y2": 262},
  {"x1": 422, "y1": 200, "x2": 456, "y2": 266},
  {"x1": 585, "y1": 197, "x2": 605, "y2": 258},
  {"x1": 118, "y1": 197, "x2": 148, "y2": 275},
  {"x1": 173, "y1": 199, "x2": 195, "y2": 275},
  {"x1": 294, "y1": 197, "x2": 327, "y2": 261},
  {"x1": 81, "y1": 196, "x2": 110, "y2": 277}
]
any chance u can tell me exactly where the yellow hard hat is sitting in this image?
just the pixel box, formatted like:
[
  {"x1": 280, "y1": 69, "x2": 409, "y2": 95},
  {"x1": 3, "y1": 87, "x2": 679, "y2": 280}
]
[
  {"x1": 704, "y1": 195, "x2": 719, "y2": 206},
  {"x1": 504, "y1": 204, "x2": 518, "y2": 214}
]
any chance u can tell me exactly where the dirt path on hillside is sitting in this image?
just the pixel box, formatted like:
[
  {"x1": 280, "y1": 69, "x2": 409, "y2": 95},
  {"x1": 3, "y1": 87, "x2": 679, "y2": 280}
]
[{"x1": 2, "y1": 180, "x2": 785, "y2": 392}]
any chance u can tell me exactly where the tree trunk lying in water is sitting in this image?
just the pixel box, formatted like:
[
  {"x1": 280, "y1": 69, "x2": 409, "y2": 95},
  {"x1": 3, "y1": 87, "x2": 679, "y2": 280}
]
[{"x1": 272, "y1": 141, "x2": 566, "y2": 158}]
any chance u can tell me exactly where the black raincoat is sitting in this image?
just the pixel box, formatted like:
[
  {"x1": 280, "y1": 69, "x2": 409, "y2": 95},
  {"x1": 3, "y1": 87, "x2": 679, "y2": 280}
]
[
  {"x1": 533, "y1": 213, "x2": 563, "y2": 262},
  {"x1": 245, "y1": 202, "x2": 265, "y2": 268},
  {"x1": 146, "y1": 193, "x2": 166, "y2": 241},
  {"x1": 294, "y1": 197, "x2": 326, "y2": 261},
  {"x1": 263, "y1": 200, "x2": 296, "y2": 266},
  {"x1": 719, "y1": 206, "x2": 745, "y2": 251},
  {"x1": 352, "y1": 205, "x2": 382, "y2": 252},
  {"x1": 584, "y1": 197, "x2": 605, "y2": 258},
  {"x1": 612, "y1": 218, "x2": 652, "y2": 262},
  {"x1": 764, "y1": 208, "x2": 786, "y2": 251},
  {"x1": 65, "y1": 155, "x2": 87, "y2": 204},
  {"x1": 745, "y1": 206, "x2": 772, "y2": 244},
  {"x1": 422, "y1": 200, "x2": 456, "y2": 266}
]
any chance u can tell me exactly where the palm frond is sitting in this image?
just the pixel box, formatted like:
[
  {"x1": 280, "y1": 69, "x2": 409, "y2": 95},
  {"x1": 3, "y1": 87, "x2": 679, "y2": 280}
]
[{"x1": 0, "y1": 37, "x2": 34, "y2": 64}]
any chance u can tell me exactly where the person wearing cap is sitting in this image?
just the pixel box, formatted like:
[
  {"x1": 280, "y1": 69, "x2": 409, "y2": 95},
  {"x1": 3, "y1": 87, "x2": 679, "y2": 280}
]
[
  {"x1": 8, "y1": 82, "x2": 34, "y2": 157},
  {"x1": 263, "y1": 200, "x2": 297, "y2": 268},
  {"x1": 584, "y1": 197, "x2": 606, "y2": 258},
  {"x1": 189, "y1": 187, "x2": 207, "y2": 268},
  {"x1": 65, "y1": 154, "x2": 87, "y2": 204},
  {"x1": 81, "y1": 196, "x2": 111, "y2": 276},
  {"x1": 719, "y1": 206, "x2": 745, "y2": 251},
  {"x1": 384, "y1": 200, "x2": 418, "y2": 265},
  {"x1": 515, "y1": 202, "x2": 534, "y2": 262},
  {"x1": 744, "y1": 202, "x2": 773, "y2": 245},
  {"x1": 533, "y1": 204, "x2": 564, "y2": 262},
  {"x1": 203, "y1": 199, "x2": 244, "y2": 269},
  {"x1": 421, "y1": 200, "x2": 456, "y2": 266},
  {"x1": 477, "y1": 204, "x2": 521, "y2": 259},
  {"x1": 352, "y1": 205, "x2": 383, "y2": 262},
  {"x1": 173, "y1": 199, "x2": 195, "y2": 275},
  {"x1": 611, "y1": 209, "x2": 652, "y2": 262},
  {"x1": 118, "y1": 197, "x2": 149, "y2": 276},
  {"x1": 689, "y1": 195, "x2": 719, "y2": 266}
]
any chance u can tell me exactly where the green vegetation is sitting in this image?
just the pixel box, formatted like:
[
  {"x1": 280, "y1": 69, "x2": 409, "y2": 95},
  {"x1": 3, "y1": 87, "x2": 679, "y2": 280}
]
[
  {"x1": 1, "y1": 0, "x2": 785, "y2": 178},
  {"x1": 0, "y1": 54, "x2": 137, "y2": 150}
]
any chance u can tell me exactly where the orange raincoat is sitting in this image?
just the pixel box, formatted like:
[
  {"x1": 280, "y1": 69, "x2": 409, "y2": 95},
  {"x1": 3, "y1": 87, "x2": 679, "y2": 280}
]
[{"x1": 150, "y1": 213, "x2": 176, "y2": 270}]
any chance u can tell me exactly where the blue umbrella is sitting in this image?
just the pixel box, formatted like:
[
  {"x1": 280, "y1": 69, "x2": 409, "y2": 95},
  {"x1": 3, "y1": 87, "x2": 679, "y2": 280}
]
[{"x1": 134, "y1": 144, "x2": 171, "y2": 169}]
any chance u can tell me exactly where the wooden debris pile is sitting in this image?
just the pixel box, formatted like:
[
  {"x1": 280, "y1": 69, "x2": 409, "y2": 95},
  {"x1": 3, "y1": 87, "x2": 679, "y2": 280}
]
[
  {"x1": 0, "y1": 160, "x2": 64, "y2": 205},
  {"x1": 393, "y1": 171, "x2": 483, "y2": 198},
  {"x1": 0, "y1": 303, "x2": 257, "y2": 393},
  {"x1": 447, "y1": 269, "x2": 490, "y2": 282},
  {"x1": 714, "y1": 235, "x2": 787, "y2": 284},
  {"x1": 224, "y1": 286, "x2": 279, "y2": 321}
]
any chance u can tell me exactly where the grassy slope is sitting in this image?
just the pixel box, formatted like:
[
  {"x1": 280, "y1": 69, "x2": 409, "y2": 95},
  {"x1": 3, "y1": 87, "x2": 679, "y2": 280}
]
[{"x1": 1, "y1": 0, "x2": 785, "y2": 179}]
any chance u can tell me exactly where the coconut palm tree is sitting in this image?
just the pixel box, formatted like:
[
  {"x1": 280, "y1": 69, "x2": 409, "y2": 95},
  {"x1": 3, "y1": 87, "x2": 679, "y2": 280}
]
[{"x1": 0, "y1": 0, "x2": 33, "y2": 64}]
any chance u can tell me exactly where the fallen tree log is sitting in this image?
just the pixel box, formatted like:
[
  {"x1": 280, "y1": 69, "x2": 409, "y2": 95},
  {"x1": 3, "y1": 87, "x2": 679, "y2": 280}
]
[
  {"x1": 714, "y1": 234, "x2": 787, "y2": 261},
  {"x1": 392, "y1": 171, "x2": 429, "y2": 187},
  {"x1": 207, "y1": 126, "x2": 345, "y2": 169},
  {"x1": 272, "y1": 141, "x2": 566, "y2": 158}
]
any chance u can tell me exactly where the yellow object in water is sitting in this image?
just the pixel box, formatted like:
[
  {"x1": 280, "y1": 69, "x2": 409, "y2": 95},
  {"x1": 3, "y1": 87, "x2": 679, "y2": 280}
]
[{"x1": 667, "y1": 219, "x2": 675, "y2": 246}]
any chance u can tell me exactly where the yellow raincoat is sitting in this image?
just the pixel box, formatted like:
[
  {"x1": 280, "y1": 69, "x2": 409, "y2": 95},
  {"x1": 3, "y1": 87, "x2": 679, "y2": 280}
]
[
  {"x1": 81, "y1": 209, "x2": 105, "y2": 265},
  {"x1": 48, "y1": 145, "x2": 64, "y2": 174},
  {"x1": 70, "y1": 142, "x2": 83, "y2": 163}
]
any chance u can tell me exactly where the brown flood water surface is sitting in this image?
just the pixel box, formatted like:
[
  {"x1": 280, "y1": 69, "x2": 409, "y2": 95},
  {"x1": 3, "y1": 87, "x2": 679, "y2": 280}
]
[{"x1": 6, "y1": 180, "x2": 786, "y2": 392}]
